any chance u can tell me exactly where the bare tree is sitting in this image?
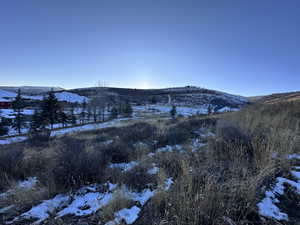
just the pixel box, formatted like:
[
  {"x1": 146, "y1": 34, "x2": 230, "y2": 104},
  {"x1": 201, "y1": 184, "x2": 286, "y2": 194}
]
[{"x1": 89, "y1": 81, "x2": 109, "y2": 122}]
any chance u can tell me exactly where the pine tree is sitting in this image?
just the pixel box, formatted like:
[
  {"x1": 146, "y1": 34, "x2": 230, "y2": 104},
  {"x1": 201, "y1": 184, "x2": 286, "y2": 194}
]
[
  {"x1": 69, "y1": 105, "x2": 77, "y2": 125},
  {"x1": 41, "y1": 91, "x2": 60, "y2": 129},
  {"x1": 207, "y1": 104, "x2": 213, "y2": 115},
  {"x1": 80, "y1": 100, "x2": 87, "y2": 124},
  {"x1": 86, "y1": 105, "x2": 92, "y2": 123},
  {"x1": 170, "y1": 105, "x2": 177, "y2": 119},
  {"x1": 11, "y1": 89, "x2": 26, "y2": 135},
  {"x1": 110, "y1": 106, "x2": 118, "y2": 119},
  {"x1": 0, "y1": 118, "x2": 9, "y2": 136},
  {"x1": 150, "y1": 96, "x2": 157, "y2": 104},
  {"x1": 123, "y1": 101, "x2": 133, "y2": 117},
  {"x1": 29, "y1": 108, "x2": 43, "y2": 132},
  {"x1": 58, "y1": 110, "x2": 69, "y2": 128}
]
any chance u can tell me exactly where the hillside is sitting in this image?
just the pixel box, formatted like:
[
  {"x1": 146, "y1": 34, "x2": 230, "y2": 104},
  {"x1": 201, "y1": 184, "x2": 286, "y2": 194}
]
[
  {"x1": 1, "y1": 101, "x2": 300, "y2": 225},
  {"x1": 71, "y1": 86, "x2": 249, "y2": 111},
  {"x1": 249, "y1": 91, "x2": 300, "y2": 104}
]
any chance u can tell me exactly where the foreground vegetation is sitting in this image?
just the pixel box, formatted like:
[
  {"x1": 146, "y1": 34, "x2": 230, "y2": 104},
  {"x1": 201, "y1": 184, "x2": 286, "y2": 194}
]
[{"x1": 0, "y1": 101, "x2": 300, "y2": 225}]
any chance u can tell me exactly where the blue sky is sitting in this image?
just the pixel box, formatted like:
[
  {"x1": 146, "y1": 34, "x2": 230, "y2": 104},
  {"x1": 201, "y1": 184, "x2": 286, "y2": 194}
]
[{"x1": 0, "y1": 0, "x2": 300, "y2": 96}]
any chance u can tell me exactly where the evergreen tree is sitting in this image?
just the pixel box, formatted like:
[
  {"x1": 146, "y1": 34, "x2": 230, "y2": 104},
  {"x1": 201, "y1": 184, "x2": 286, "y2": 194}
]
[
  {"x1": 80, "y1": 100, "x2": 87, "y2": 124},
  {"x1": 170, "y1": 105, "x2": 177, "y2": 119},
  {"x1": 41, "y1": 91, "x2": 60, "y2": 129},
  {"x1": 150, "y1": 96, "x2": 157, "y2": 104},
  {"x1": 29, "y1": 108, "x2": 43, "y2": 132},
  {"x1": 110, "y1": 106, "x2": 118, "y2": 119},
  {"x1": 207, "y1": 104, "x2": 213, "y2": 115},
  {"x1": 123, "y1": 101, "x2": 133, "y2": 117},
  {"x1": 11, "y1": 89, "x2": 26, "y2": 135},
  {"x1": 0, "y1": 117, "x2": 9, "y2": 136},
  {"x1": 86, "y1": 105, "x2": 92, "y2": 123},
  {"x1": 69, "y1": 105, "x2": 77, "y2": 125},
  {"x1": 58, "y1": 110, "x2": 69, "y2": 128}
]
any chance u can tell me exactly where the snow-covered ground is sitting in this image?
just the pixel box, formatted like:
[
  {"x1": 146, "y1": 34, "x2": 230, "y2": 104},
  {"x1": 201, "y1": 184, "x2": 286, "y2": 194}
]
[
  {"x1": 133, "y1": 104, "x2": 239, "y2": 117},
  {"x1": 0, "y1": 89, "x2": 89, "y2": 103},
  {"x1": 133, "y1": 105, "x2": 208, "y2": 116},
  {"x1": 0, "y1": 117, "x2": 131, "y2": 145},
  {"x1": 54, "y1": 91, "x2": 89, "y2": 103},
  {"x1": 5, "y1": 181, "x2": 162, "y2": 225},
  {"x1": 0, "y1": 109, "x2": 35, "y2": 119},
  {"x1": 1, "y1": 135, "x2": 180, "y2": 225},
  {"x1": 257, "y1": 154, "x2": 300, "y2": 221},
  {"x1": 0, "y1": 89, "x2": 17, "y2": 98},
  {"x1": 109, "y1": 161, "x2": 139, "y2": 172},
  {"x1": 0, "y1": 177, "x2": 38, "y2": 200}
]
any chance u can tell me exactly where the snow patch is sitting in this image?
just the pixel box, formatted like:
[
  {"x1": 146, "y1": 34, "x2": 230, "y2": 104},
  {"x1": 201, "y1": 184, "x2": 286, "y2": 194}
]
[
  {"x1": 126, "y1": 188, "x2": 155, "y2": 206},
  {"x1": 288, "y1": 154, "x2": 300, "y2": 160},
  {"x1": 54, "y1": 92, "x2": 89, "y2": 103},
  {"x1": 164, "y1": 178, "x2": 174, "y2": 190},
  {"x1": 147, "y1": 166, "x2": 159, "y2": 175},
  {"x1": 0, "y1": 205, "x2": 14, "y2": 214},
  {"x1": 106, "y1": 206, "x2": 141, "y2": 225},
  {"x1": 57, "y1": 192, "x2": 112, "y2": 217},
  {"x1": 109, "y1": 161, "x2": 138, "y2": 172},
  {"x1": 257, "y1": 177, "x2": 300, "y2": 221},
  {"x1": 10, "y1": 195, "x2": 69, "y2": 224},
  {"x1": 157, "y1": 145, "x2": 183, "y2": 153},
  {"x1": 18, "y1": 177, "x2": 38, "y2": 190}
]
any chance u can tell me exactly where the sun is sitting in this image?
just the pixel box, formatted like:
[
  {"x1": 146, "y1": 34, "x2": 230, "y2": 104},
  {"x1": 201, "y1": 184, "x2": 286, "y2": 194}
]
[{"x1": 138, "y1": 81, "x2": 152, "y2": 89}]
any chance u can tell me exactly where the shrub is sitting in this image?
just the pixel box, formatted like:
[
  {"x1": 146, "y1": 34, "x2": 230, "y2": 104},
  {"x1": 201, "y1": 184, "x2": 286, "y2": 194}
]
[
  {"x1": 163, "y1": 125, "x2": 190, "y2": 146},
  {"x1": 100, "y1": 188, "x2": 135, "y2": 222},
  {"x1": 102, "y1": 140, "x2": 134, "y2": 163},
  {"x1": 178, "y1": 118, "x2": 217, "y2": 131},
  {"x1": 51, "y1": 136, "x2": 107, "y2": 190},
  {"x1": 27, "y1": 128, "x2": 51, "y2": 146},
  {"x1": 0, "y1": 147, "x2": 24, "y2": 189},
  {"x1": 119, "y1": 122, "x2": 157, "y2": 143},
  {"x1": 122, "y1": 166, "x2": 157, "y2": 192},
  {"x1": 155, "y1": 152, "x2": 184, "y2": 179},
  {"x1": 0, "y1": 124, "x2": 8, "y2": 136}
]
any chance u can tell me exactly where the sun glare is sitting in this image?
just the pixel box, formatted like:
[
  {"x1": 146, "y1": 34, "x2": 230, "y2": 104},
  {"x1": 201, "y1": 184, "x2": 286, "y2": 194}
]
[{"x1": 138, "y1": 81, "x2": 152, "y2": 89}]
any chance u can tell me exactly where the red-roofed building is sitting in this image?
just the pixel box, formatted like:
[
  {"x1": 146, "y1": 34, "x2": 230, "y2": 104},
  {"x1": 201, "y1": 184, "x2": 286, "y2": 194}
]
[{"x1": 0, "y1": 99, "x2": 12, "y2": 109}]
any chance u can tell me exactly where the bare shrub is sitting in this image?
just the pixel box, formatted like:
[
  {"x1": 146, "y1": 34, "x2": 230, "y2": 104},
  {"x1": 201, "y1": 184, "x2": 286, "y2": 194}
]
[
  {"x1": 51, "y1": 136, "x2": 108, "y2": 190},
  {"x1": 27, "y1": 128, "x2": 51, "y2": 147},
  {"x1": 100, "y1": 188, "x2": 135, "y2": 222},
  {"x1": 155, "y1": 152, "x2": 185, "y2": 179},
  {"x1": 119, "y1": 122, "x2": 157, "y2": 143},
  {"x1": 102, "y1": 140, "x2": 135, "y2": 163},
  {"x1": 122, "y1": 166, "x2": 157, "y2": 192},
  {"x1": 0, "y1": 146, "x2": 23, "y2": 189}
]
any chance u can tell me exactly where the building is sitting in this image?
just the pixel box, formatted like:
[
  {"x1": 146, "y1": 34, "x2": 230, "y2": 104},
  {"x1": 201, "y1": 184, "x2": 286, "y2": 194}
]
[{"x1": 0, "y1": 98, "x2": 12, "y2": 109}]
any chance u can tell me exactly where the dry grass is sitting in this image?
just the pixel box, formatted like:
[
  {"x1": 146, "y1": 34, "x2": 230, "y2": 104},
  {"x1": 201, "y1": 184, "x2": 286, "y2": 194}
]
[
  {"x1": 99, "y1": 187, "x2": 135, "y2": 222},
  {"x1": 1, "y1": 102, "x2": 300, "y2": 225},
  {"x1": 136, "y1": 102, "x2": 300, "y2": 225}
]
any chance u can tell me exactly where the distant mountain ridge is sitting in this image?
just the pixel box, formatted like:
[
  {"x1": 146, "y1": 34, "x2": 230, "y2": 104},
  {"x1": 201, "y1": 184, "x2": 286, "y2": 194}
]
[{"x1": 0, "y1": 86, "x2": 64, "y2": 95}]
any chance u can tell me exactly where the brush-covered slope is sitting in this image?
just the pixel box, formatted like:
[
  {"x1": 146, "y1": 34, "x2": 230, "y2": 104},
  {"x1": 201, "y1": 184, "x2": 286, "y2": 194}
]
[{"x1": 71, "y1": 86, "x2": 249, "y2": 111}]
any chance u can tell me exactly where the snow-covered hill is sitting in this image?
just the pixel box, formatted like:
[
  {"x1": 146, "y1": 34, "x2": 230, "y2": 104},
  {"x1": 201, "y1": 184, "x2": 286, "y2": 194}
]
[{"x1": 0, "y1": 89, "x2": 89, "y2": 104}]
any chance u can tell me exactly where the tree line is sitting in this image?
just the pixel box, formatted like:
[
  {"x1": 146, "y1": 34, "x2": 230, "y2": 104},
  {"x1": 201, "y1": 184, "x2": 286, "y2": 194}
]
[{"x1": 0, "y1": 90, "x2": 133, "y2": 136}]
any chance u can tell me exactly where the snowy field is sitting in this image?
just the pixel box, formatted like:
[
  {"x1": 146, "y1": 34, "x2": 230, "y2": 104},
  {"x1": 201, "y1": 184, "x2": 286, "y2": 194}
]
[
  {"x1": 0, "y1": 89, "x2": 89, "y2": 103},
  {"x1": 0, "y1": 117, "x2": 131, "y2": 145},
  {"x1": 133, "y1": 104, "x2": 239, "y2": 116},
  {"x1": 0, "y1": 102, "x2": 239, "y2": 145}
]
